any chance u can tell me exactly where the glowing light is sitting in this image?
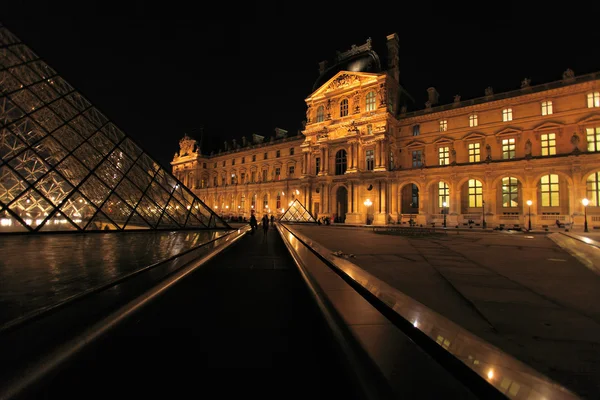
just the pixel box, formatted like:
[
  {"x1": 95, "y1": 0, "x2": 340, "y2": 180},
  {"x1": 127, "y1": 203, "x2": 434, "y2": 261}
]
[
  {"x1": 442, "y1": 201, "x2": 447, "y2": 207},
  {"x1": 289, "y1": 201, "x2": 293, "y2": 206},
  {"x1": 487, "y1": 370, "x2": 494, "y2": 379},
  {"x1": 526, "y1": 200, "x2": 532, "y2": 206},
  {"x1": 364, "y1": 199, "x2": 372, "y2": 207},
  {"x1": 413, "y1": 320, "x2": 418, "y2": 328},
  {"x1": 295, "y1": 189, "x2": 300, "y2": 195},
  {"x1": 582, "y1": 198, "x2": 590, "y2": 206}
]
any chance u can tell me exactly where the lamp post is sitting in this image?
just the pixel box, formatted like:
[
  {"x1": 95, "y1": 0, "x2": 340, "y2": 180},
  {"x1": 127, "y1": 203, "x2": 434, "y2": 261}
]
[
  {"x1": 442, "y1": 201, "x2": 447, "y2": 228},
  {"x1": 364, "y1": 198, "x2": 372, "y2": 225},
  {"x1": 482, "y1": 200, "x2": 486, "y2": 229},
  {"x1": 583, "y1": 198, "x2": 589, "y2": 233},
  {"x1": 526, "y1": 200, "x2": 532, "y2": 231}
]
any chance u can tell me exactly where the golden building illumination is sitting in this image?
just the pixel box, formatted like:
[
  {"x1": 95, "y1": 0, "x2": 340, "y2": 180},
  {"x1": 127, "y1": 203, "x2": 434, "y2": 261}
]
[{"x1": 173, "y1": 33, "x2": 600, "y2": 229}]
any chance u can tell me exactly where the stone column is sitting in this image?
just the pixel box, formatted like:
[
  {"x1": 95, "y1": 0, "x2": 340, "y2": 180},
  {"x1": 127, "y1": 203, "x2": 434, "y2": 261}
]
[{"x1": 375, "y1": 141, "x2": 381, "y2": 168}]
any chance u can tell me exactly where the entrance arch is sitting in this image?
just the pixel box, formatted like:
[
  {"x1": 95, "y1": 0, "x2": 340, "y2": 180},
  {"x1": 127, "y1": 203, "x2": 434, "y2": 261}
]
[{"x1": 336, "y1": 186, "x2": 348, "y2": 223}]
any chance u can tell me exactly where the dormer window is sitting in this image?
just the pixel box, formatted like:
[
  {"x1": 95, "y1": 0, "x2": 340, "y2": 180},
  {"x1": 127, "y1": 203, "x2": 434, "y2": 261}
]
[
  {"x1": 439, "y1": 120, "x2": 448, "y2": 132},
  {"x1": 340, "y1": 99, "x2": 349, "y2": 117},
  {"x1": 469, "y1": 114, "x2": 478, "y2": 127},
  {"x1": 366, "y1": 91, "x2": 376, "y2": 112},
  {"x1": 587, "y1": 92, "x2": 600, "y2": 108},
  {"x1": 502, "y1": 108, "x2": 513, "y2": 122},
  {"x1": 541, "y1": 101, "x2": 553, "y2": 115},
  {"x1": 316, "y1": 105, "x2": 325, "y2": 122}
]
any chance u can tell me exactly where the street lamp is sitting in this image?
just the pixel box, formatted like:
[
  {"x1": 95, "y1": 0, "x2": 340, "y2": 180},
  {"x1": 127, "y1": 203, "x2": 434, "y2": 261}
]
[
  {"x1": 482, "y1": 200, "x2": 487, "y2": 229},
  {"x1": 526, "y1": 200, "x2": 532, "y2": 231},
  {"x1": 364, "y1": 198, "x2": 373, "y2": 225},
  {"x1": 442, "y1": 201, "x2": 447, "y2": 228},
  {"x1": 583, "y1": 198, "x2": 589, "y2": 232}
]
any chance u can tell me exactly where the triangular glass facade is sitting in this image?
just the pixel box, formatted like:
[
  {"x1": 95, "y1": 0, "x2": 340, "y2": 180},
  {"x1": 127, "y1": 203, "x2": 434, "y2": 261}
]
[
  {"x1": 279, "y1": 199, "x2": 317, "y2": 223},
  {"x1": 0, "y1": 24, "x2": 230, "y2": 232}
]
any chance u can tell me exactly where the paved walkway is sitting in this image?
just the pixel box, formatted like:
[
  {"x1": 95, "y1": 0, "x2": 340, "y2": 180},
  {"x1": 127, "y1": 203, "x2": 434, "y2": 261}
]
[{"x1": 291, "y1": 225, "x2": 600, "y2": 399}]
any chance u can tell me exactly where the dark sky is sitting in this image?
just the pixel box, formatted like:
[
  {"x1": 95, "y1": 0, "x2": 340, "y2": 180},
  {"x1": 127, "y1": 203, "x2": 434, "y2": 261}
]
[{"x1": 2, "y1": 2, "x2": 600, "y2": 170}]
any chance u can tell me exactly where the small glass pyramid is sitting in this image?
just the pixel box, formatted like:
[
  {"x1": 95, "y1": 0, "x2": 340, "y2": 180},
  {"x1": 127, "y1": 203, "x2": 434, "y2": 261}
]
[
  {"x1": 0, "y1": 24, "x2": 230, "y2": 232},
  {"x1": 279, "y1": 199, "x2": 317, "y2": 223}
]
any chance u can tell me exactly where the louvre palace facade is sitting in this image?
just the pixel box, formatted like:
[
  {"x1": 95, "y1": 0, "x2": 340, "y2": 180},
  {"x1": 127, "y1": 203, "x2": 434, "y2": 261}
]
[{"x1": 172, "y1": 33, "x2": 600, "y2": 229}]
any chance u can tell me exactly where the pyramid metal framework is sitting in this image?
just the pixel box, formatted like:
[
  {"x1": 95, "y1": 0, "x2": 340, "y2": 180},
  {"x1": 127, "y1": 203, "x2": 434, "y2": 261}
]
[
  {"x1": 279, "y1": 199, "x2": 317, "y2": 223},
  {"x1": 0, "y1": 24, "x2": 230, "y2": 233}
]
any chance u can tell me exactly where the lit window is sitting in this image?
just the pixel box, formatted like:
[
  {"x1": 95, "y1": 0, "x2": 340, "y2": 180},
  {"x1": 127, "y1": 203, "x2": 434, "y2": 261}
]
[
  {"x1": 241, "y1": 194, "x2": 246, "y2": 209},
  {"x1": 502, "y1": 108, "x2": 513, "y2": 122},
  {"x1": 276, "y1": 193, "x2": 281, "y2": 209},
  {"x1": 366, "y1": 149, "x2": 374, "y2": 170},
  {"x1": 438, "y1": 182, "x2": 449, "y2": 208},
  {"x1": 468, "y1": 179, "x2": 483, "y2": 207},
  {"x1": 587, "y1": 127, "x2": 600, "y2": 152},
  {"x1": 413, "y1": 124, "x2": 420, "y2": 136},
  {"x1": 230, "y1": 174, "x2": 235, "y2": 184},
  {"x1": 412, "y1": 150, "x2": 422, "y2": 168},
  {"x1": 541, "y1": 133, "x2": 556, "y2": 156},
  {"x1": 587, "y1": 92, "x2": 600, "y2": 108},
  {"x1": 340, "y1": 98, "x2": 349, "y2": 117},
  {"x1": 366, "y1": 91, "x2": 376, "y2": 112},
  {"x1": 316, "y1": 105, "x2": 325, "y2": 122},
  {"x1": 541, "y1": 101, "x2": 553, "y2": 115},
  {"x1": 468, "y1": 143, "x2": 480, "y2": 162},
  {"x1": 438, "y1": 146, "x2": 450, "y2": 165},
  {"x1": 586, "y1": 172, "x2": 600, "y2": 206},
  {"x1": 502, "y1": 138, "x2": 515, "y2": 159},
  {"x1": 540, "y1": 174, "x2": 559, "y2": 207},
  {"x1": 335, "y1": 150, "x2": 347, "y2": 175},
  {"x1": 502, "y1": 177, "x2": 519, "y2": 207},
  {"x1": 469, "y1": 114, "x2": 478, "y2": 127},
  {"x1": 367, "y1": 124, "x2": 373, "y2": 134},
  {"x1": 439, "y1": 120, "x2": 448, "y2": 132}
]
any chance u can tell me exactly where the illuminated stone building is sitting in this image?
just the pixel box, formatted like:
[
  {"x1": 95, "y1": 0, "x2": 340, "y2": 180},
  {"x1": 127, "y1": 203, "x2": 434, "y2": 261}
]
[{"x1": 173, "y1": 33, "x2": 600, "y2": 229}]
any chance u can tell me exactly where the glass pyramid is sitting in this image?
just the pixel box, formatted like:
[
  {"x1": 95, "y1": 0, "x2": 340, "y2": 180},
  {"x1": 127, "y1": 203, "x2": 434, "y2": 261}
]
[
  {"x1": 279, "y1": 199, "x2": 317, "y2": 223},
  {"x1": 0, "y1": 24, "x2": 230, "y2": 232}
]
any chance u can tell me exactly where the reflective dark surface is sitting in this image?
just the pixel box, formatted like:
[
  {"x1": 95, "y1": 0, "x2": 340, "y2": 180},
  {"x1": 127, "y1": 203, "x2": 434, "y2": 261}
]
[{"x1": 0, "y1": 230, "x2": 229, "y2": 327}]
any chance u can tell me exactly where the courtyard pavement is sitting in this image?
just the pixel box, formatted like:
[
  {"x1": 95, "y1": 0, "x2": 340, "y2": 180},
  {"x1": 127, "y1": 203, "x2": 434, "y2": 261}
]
[{"x1": 290, "y1": 224, "x2": 600, "y2": 399}]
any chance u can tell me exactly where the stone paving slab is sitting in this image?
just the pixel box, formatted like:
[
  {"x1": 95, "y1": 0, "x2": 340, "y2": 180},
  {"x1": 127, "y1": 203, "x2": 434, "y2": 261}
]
[{"x1": 291, "y1": 225, "x2": 600, "y2": 399}]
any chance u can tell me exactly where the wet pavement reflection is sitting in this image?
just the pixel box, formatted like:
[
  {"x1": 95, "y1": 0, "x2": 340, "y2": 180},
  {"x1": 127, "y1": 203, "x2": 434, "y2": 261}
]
[{"x1": 0, "y1": 230, "x2": 229, "y2": 327}]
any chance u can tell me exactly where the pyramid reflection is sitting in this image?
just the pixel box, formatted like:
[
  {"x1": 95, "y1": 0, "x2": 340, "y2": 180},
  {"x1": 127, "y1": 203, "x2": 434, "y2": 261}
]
[{"x1": 0, "y1": 24, "x2": 229, "y2": 232}]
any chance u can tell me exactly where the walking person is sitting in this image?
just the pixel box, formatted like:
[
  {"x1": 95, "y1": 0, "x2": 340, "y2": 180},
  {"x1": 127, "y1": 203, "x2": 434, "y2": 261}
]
[
  {"x1": 270, "y1": 214, "x2": 275, "y2": 227},
  {"x1": 262, "y1": 213, "x2": 269, "y2": 241},
  {"x1": 249, "y1": 211, "x2": 258, "y2": 234}
]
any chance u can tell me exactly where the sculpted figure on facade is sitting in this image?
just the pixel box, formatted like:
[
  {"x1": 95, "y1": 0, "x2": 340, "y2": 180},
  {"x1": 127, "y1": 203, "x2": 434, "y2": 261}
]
[
  {"x1": 563, "y1": 68, "x2": 575, "y2": 81},
  {"x1": 378, "y1": 83, "x2": 386, "y2": 106},
  {"x1": 453, "y1": 94, "x2": 461, "y2": 103},
  {"x1": 352, "y1": 91, "x2": 360, "y2": 113},
  {"x1": 485, "y1": 87, "x2": 494, "y2": 96},
  {"x1": 450, "y1": 147, "x2": 457, "y2": 165},
  {"x1": 571, "y1": 132, "x2": 581, "y2": 153},
  {"x1": 327, "y1": 74, "x2": 360, "y2": 91},
  {"x1": 521, "y1": 78, "x2": 531, "y2": 88},
  {"x1": 525, "y1": 139, "x2": 532, "y2": 157},
  {"x1": 177, "y1": 134, "x2": 197, "y2": 157},
  {"x1": 305, "y1": 105, "x2": 312, "y2": 123},
  {"x1": 485, "y1": 144, "x2": 492, "y2": 161}
]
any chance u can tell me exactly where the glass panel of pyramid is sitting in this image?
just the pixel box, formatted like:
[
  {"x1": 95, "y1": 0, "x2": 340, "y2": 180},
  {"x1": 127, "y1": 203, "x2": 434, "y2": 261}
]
[
  {"x1": 0, "y1": 24, "x2": 230, "y2": 233},
  {"x1": 279, "y1": 199, "x2": 317, "y2": 223}
]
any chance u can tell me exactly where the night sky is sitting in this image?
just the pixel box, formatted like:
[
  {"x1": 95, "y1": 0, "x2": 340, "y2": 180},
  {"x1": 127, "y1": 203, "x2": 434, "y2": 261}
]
[{"x1": 2, "y1": 3, "x2": 600, "y2": 170}]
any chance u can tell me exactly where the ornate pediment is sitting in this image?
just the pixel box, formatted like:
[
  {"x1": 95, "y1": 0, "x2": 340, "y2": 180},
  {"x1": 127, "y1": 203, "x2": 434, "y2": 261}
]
[
  {"x1": 307, "y1": 71, "x2": 383, "y2": 99},
  {"x1": 577, "y1": 113, "x2": 600, "y2": 126},
  {"x1": 432, "y1": 136, "x2": 454, "y2": 145},
  {"x1": 405, "y1": 139, "x2": 426, "y2": 149},
  {"x1": 461, "y1": 131, "x2": 486, "y2": 142},
  {"x1": 533, "y1": 121, "x2": 565, "y2": 139},
  {"x1": 494, "y1": 127, "x2": 522, "y2": 143}
]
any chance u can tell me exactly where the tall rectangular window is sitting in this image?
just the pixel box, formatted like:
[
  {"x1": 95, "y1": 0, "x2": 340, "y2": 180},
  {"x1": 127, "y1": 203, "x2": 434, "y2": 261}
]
[
  {"x1": 587, "y1": 127, "x2": 600, "y2": 152},
  {"x1": 222, "y1": 161, "x2": 225, "y2": 167},
  {"x1": 412, "y1": 124, "x2": 420, "y2": 136},
  {"x1": 252, "y1": 154, "x2": 256, "y2": 162},
  {"x1": 290, "y1": 147, "x2": 295, "y2": 155},
  {"x1": 262, "y1": 169, "x2": 268, "y2": 181},
  {"x1": 251, "y1": 171, "x2": 256, "y2": 183},
  {"x1": 502, "y1": 108, "x2": 513, "y2": 122},
  {"x1": 468, "y1": 143, "x2": 480, "y2": 162},
  {"x1": 213, "y1": 176, "x2": 217, "y2": 186},
  {"x1": 541, "y1": 101, "x2": 553, "y2": 115},
  {"x1": 502, "y1": 177, "x2": 518, "y2": 207},
  {"x1": 275, "y1": 167, "x2": 280, "y2": 180},
  {"x1": 468, "y1": 179, "x2": 483, "y2": 207},
  {"x1": 541, "y1": 174, "x2": 559, "y2": 207},
  {"x1": 366, "y1": 149, "x2": 374, "y2": 170},
  {"x1": 541, "y1": 133, "x2": 556, "y2": 156},
  {"x1": 264, "y1": 152, "x2": 268, "y2": 160},
  {"x1": 340, "y1": 99, "x2": 349, "y2": 117},
  {"x1": 232, "y1": 159, "x2": 235, "y2": 165},
  {"x1": 439, "y1": 120, "x2": 448, "y2": 132},
  {"x1": 438, "y1": 147, "x2": 450, "y2": 165},
  {"x1": 502, "y1": 138, "x2": 515, "y2": 159},
  {"x1": 412, "y1": 150, "x2": 422, "y2": 167},
  {"x1": 276, "y1": 150, "x2": 280, "y2": 158},
  {"x1": 288, "y1": 165, "x2": 295, "y2": 176},
  {"x1": 241, "y1": 157, "x2": 245, "y2": 164},
  {"x1": 240, "y1": 172, "x2": 245, "y2": 183},
  {"x1": 469, "y1": 114, "x2": 478, "y2": 127},
  {"x1": 587, "y1": 92, "x2": 600, "y2": 108},
  {"x1": 366, "y1": 91, "x2": 376, "y2": 112},
  {"x1": 315, "y1": 157, "x2": 320, "y2": 174},
  {"x1": 438, "y1": 182, "x2": 449, "y2": 208}
]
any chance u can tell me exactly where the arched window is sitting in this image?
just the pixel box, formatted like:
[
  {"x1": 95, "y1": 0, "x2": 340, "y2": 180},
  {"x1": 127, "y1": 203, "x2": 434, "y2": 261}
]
[
  {"x1": 366, "y1": 91, "x2": 376, "y2": 112},
  {"x1": 587, "y1": 172, "x2": 600, "y2": 206},
  {"x1": 340, "y1": 99, "x2": 349, "y2": 117},
  {"x1": 251, "y1": 193, "x2": 256, "y2": 209},
  {"x1": 438, "y1": 182, "x2": 449, "y2": 208},
  {"x1": 335, "y1": 150, "x2": 347, "y2": 175},
  {"x1": 540, "y1": 174, "x2": 559, "y2": 206},
  {"x1": 502, "y1": 177, "x2": 519, "y2": 207},
  {"x1": 468, "y1": 179, "x2": 483, "y2": 207},
  {"x1": 316, "y1": 105, "x2": 325, "y2": 122},
  {"x1": 276, "y1": 192, "x2": 281, "y2": 209},
  {"x1": 241, "y1": 194, "x2": 246, "y2": 209},
  {"x1": 263, "y1": 194, "x2": 269, "y2": 209}
]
